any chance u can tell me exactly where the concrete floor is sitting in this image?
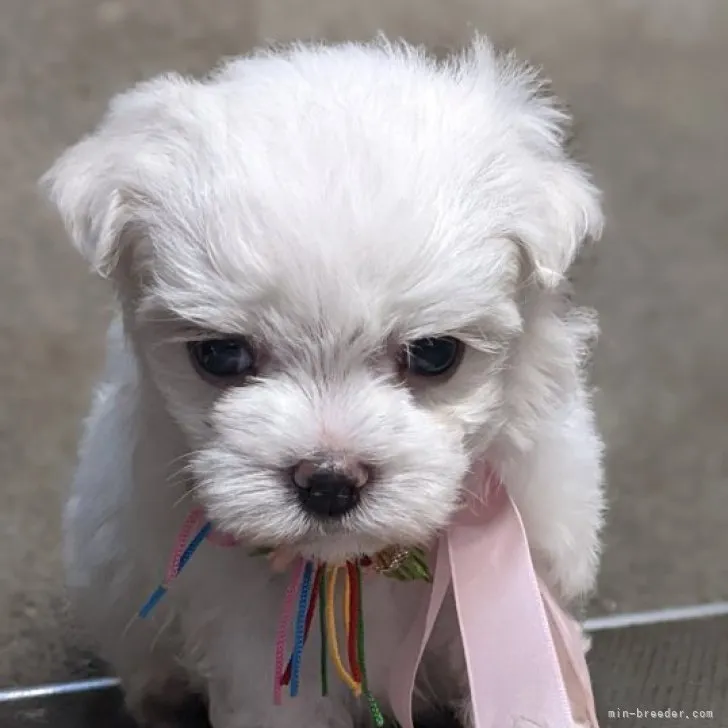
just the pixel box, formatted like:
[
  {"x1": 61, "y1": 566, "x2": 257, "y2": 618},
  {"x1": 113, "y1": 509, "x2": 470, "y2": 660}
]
[{"x1": 1, "y1": 0, "x2": 727, "y2": 687}]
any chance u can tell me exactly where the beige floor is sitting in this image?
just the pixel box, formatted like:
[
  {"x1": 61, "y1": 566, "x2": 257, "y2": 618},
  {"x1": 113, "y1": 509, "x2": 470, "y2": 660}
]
[{"x1": 1, "y1": 0, "x2": 727, "y2": 686}]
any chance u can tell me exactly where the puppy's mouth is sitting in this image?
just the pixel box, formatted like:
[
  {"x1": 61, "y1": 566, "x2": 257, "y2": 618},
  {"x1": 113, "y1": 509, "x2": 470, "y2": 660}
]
[
  {"x1": 258, "y1": 532, "x2": 434, "y2": 568},
  {"x1": 202, "y1": 502, "x2": 436, "y2": 566},
  {"x1": 208, "y1": 509, "x2": 390, "y2": 560}
]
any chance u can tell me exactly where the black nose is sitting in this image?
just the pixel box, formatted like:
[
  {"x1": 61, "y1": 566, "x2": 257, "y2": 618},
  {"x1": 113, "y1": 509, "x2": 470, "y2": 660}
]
[{"x1": 292, "y1": 462, "x2": 367, "y2": 518}]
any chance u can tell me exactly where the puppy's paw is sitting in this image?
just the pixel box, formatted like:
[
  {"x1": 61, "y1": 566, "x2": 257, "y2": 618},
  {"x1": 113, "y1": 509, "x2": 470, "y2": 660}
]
[{"x1": 207, "y1": 689, "x2": 354, "y2": 728}]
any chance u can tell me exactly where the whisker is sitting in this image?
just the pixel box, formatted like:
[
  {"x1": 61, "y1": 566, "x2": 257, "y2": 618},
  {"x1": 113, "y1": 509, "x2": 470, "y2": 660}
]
[
  {"x1": 150, "y1": 611, "x2": 175, "y2": 652},
  {"x1": 122, "y1": 611, "x2": 140, "y2": 638},
  {"x1": 164, "y1": 452, "x2": 201, "y2": 488},
  {"x1": 165, "y1": 462, "x2": 195, "y2": 487},
  {"x1": 173, "y1": 483, "x2": 203, "y2": 509},
  {"x1": 166, "y1": 451, "x2": 195, "y2": 471}
]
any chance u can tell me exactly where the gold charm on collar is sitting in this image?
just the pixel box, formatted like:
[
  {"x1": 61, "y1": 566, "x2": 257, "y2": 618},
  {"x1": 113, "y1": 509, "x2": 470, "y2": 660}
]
[{"x1": 369, "y1": 546, "x2": 432, "y2": 582}]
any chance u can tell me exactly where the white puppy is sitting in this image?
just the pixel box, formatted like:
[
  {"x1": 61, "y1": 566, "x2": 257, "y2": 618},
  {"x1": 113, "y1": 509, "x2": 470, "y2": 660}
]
[{"x1": 43, "y1": 36, "x2": 605, "y2": 728}]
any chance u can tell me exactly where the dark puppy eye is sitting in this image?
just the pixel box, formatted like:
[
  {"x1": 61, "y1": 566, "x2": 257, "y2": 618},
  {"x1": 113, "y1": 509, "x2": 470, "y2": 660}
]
[
  {"x1": 188, "y1": 338, "x2": 256, "y2": 383},
  {"x1": 404, "y1": 336, "x2": 463, "y2": 379}
]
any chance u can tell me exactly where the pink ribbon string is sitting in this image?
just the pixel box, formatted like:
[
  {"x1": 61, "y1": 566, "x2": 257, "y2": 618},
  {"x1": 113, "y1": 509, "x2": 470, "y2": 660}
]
[
  {"x1": 540, "y1": 583, "x2": 599, "y2": 727},
  {"x1": 165, "y1": 507, "x2": 205, "y2": 583},
  {"x1": 389, "y1": 461, "x2": 599, "y2": 728},
  {"x1": 273, "y1": 558, "x2": 305, "y2": 705},
  {"x1": 167, "y1": 507, "x2": 239, "y2": 582}
]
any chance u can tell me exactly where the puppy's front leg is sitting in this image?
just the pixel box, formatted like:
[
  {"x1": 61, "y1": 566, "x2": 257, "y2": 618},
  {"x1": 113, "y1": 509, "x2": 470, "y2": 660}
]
[
  {"x1": 500, "y1": 391, "x2": 605, "y2": 603},
  {"x1": 206, "y1": 680, "x2": 355, "y2": 728},
  {"x1": 185, "y1": 592, "x2": 356, "y2": 728}
]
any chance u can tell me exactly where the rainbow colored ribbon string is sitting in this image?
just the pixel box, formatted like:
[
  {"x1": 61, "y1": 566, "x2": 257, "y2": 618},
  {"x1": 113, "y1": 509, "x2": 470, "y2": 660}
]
[
  {"x1": 137, "y1": 513, "x2": 391, "y2": 727},
  {"x1": 273, "y1": 559, "x2": 385, "y2": 727}
]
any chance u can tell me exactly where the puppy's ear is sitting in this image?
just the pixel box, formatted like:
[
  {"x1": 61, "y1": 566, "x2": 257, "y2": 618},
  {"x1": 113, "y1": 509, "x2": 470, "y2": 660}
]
[
  {"x1": 467, "y1": 36, "x2": 604, "y2": 288},
  {"x1": 40, "y1": 73, "x2": 191, "y2": 279},
  {"x1": 519, "y1": 159, "x2": 604, "y2": 288},
  {"x1": 40, "y1": 132, "x2": 132, "y2": 279}
]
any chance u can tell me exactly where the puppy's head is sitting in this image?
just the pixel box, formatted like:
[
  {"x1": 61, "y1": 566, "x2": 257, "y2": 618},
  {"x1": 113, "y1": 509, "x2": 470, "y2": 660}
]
[{"x1": 42, "y1": 38, "x2": 602, "y2": 561}]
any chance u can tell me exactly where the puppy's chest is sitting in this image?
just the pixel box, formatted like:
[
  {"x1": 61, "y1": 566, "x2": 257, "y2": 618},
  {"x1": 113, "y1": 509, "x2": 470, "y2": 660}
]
[{"x1": 359, "y1": 579, "x2": 464, "y2": 707}]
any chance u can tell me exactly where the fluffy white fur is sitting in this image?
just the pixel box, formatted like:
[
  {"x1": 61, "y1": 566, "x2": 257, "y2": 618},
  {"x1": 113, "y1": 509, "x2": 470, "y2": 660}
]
[{"x1": 43, "y1": 36, "x2": 605, "y2": 728}]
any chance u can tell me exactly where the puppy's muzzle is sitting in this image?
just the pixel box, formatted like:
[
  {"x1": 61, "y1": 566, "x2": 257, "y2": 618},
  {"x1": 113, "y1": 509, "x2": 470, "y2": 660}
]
[{"x1": 292, "y1": 458, "x2": 370, "y2": 518}]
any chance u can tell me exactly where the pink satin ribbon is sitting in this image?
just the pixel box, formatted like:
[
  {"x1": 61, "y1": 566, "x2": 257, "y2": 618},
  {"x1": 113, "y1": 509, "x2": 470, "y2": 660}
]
[{"x1": 389, "y1": 461, "x2": 599, "y2": 728}]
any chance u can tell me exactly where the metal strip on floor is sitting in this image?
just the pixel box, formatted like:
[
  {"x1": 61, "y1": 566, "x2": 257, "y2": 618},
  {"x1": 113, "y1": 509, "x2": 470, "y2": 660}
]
[{"x1": 1, "y1": 606, "x2": 727, "y2": 727}]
